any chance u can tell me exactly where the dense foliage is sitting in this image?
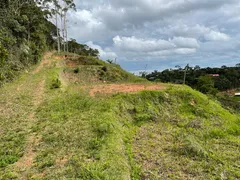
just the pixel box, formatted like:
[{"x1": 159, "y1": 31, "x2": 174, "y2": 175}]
[
  {"x1": 0, "y1": 0, "x2": 99, "y2": 86},
  {"x1": 67, "y1": 39, "x2": 99, "y2": 57},
  {"x1": 0, "y1": 0, "x2": 57, "y2": 86},
  {"x1": 146, "y1": 65, "x2": 240, "y2": 91}
]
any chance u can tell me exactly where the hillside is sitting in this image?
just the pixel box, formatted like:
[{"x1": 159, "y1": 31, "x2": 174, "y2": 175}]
[{"x1": 0, "y1": 53, "x2": 240, "y2": 179}]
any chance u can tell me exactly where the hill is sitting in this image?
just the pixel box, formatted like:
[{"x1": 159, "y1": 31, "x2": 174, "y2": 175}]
[
  {"x1": 145, "y1": 65, "x2": 240, "y2": 91},
  {"x1": 0, "y1": 53, "x2": 239, "y2": 179}
]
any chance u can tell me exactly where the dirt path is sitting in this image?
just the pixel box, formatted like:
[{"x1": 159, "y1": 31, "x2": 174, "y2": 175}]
[
  {"x1": 88, "y1": 83, "x2": 166, "y2": 96},
  {"x1": 13, "y1": 55, "x2": 51, "y2": 179},
  {"x1": 33, "y1": 52, "x2": 53, "y2": 74}
]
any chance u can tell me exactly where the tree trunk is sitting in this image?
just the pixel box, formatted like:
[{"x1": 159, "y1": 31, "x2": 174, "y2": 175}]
[
  {"x1": 64, "y1": 11, "x2": 68, "y2": 53},
  {"x1": 55, "y1": 9, "x2": 60, "y2": 54},
  {"x1": 28, "y1": 23, "x2": 30, "y2": 45},
  {"x1": 61, "y1": 10, "x2": 65, "y2": 52}
]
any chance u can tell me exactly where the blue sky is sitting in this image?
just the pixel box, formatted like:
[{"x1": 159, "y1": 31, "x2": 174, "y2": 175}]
[{"x1": 67, "y1": 0, "x2": 240, "y2": 74}]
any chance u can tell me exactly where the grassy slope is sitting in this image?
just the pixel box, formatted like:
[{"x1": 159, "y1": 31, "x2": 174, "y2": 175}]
[
  {"x1": 0, "y1": 54, "x2": 239, "y2": 179},
  {"x1": 62, "y1": 55, "x2": 146, "y2": 85}
]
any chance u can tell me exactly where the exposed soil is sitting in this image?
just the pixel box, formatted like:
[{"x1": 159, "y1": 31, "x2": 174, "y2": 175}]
[
  {"x1": 88, "y1": 83, "x2": 166, "y2": 96},
  {"x1": 33, "y1": 80, "x2": 45, "y2": 106},
  {"x1": 55, "y1": 156, "x2": 69, "y2": 167},
  {"x1": 66, "y1": 61, "x2": 78, "y2": 67},
  {"x1": 14, "y1": 77, "x2": 46, "y2": 179},
  {"x1": 33, "y1": 52, "x2": 53, "y2": 74},
  {"x1": 15, "y1": 134, "x2": 41, "y2": 169}
]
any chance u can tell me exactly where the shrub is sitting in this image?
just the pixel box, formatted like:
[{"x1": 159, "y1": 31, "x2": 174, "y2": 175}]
[
  {"x1": 50, "y1": 78, "x2": 61, "y2": 89},
  {"x1": 106, "y1": 59, "x2": 113, "y2": 64},
  {"x1": 73, "y1": 67, "x2": 80, "y2": 73},
  {"x1": 101, "y1": 66, "x2": 107, "y2": 72}
]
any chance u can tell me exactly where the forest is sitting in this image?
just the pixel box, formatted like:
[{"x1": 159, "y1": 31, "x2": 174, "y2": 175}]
[
  {"x1": 145, "y1": 64, "x2": 240, "y2": 92},
  {"x1": 0, "y1": 0, "x2": 99, "y2": 87}
]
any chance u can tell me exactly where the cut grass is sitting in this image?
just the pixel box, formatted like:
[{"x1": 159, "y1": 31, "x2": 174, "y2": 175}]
[{"x1": 63, "y1": 55, "x2": 146, "y2": 85}]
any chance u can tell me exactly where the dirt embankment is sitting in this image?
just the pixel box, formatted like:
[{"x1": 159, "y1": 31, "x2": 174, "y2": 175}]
[{"x1": 89, "y1": 83, "x2": 166, "y2": 96}]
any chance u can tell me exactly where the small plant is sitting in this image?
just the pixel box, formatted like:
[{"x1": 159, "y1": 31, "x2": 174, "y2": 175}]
[
  {"x1": 50, "y1": 78, "x2": 61, "y2": 89},
  {"x1": 101, "y1": 66, "x2": 107, "y2": 72},
  {"x1": 73, "y1": 67, "x2": 80, "y2": 73},
  {"x1": 106, "y1": 59, "x2": 113, "y2": 64}
]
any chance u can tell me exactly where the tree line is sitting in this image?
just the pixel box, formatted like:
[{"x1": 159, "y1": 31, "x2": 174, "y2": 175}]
[
  {"x1": 0, "y1": 0, "x2": 99, "y2": 86},
  {"x1": 144, "y1": 64, "x2": 240, "y2": 93}
]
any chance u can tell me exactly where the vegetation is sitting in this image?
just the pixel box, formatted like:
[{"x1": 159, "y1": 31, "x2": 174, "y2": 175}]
[
  {"x1": 1, "y1": 1, "x2": 239, "y2": 179},
  {"x1": 0, "y1": 54, "x2": 239, "y2": 179},
  {"x1": 217, "y1": 92, "x2": 240, "y2": 113},
  {"x1": 63, "y1": 55, "x2": 146, "y2": 84},
  {"x1": 145, "y1": 64, "x2": 240, "y2": 91},
  {"x1": 67, "y1": 39, "x2": 99, "y2": 57},
  {"x1": 0, "y1": 0, "x2": 99, "y2": 87}
]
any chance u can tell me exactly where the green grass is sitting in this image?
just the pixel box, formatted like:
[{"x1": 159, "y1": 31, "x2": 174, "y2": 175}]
[
  {"x1": 63, "y1": 56, "x2": 146, "y2": 85},
  {"x1": 1, "y1": 53, "x2": 240, "y2": 179},
  {"x1": 115, "y1": 87, "x2": 240, "y2": 179},
  {"x1": 217, "y1": 93, "x2": 240, "y2": 113}
]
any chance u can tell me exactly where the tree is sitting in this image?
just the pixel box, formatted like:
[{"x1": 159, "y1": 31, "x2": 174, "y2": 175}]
[
  {"x1": 0, "y1": 0, "x2": 58, "y2": 86},
  {"x1": 67, "y1": 39, "x2": 99, "y2": 57},
  {"x1": 43, "y1": 0, "x2": 75, "y2": 54},
  {"x1": 196, "y1": 76, "x2": 218, "y2": 95},
  {"x1": 194, "y1": 65, "x2": 201, "y2": 71}
]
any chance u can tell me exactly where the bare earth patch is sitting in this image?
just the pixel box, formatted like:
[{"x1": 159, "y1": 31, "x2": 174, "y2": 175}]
[
  {"x1": 88, "y1": 83, "x2": 166, "y2": 96},
  {"x1": 33, "y1": 80, "x2": 45, "y2": 106},
  {"x1": 33, "y1": 52, "x2": 53, "y2": 74},
  {"x1": 14, "y1": 78, "x2": 46, "y2": 178},
  {"x1": 15, "y1": 134, "x2": 41, "y2": 169}
]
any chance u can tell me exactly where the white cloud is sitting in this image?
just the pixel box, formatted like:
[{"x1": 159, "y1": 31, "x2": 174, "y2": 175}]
[
  {"x1": 159, "y1": 24, "x2": 230, "y2": 42},
  {"x1": 67, "y1": 0, "x2": 240, "y2": 72},
  {"x1": 171, "y1": 37, "x2": 200, "y2": 48},
  {"x1": 113, "y1": 36, "x2": 175, "y2": 52},
  {"x1": 92, "y1": 0, "x2": 238, "y2": 30},
  {"x1": 159, "y1": 24, "x2": 209, "y2": 38},
  {"x1": 113, "y1": 36, "x2": 199, "y2": 56},
  {"x1": 86, "y1": 41, "x2": 117, "y2": 60},
  {"x1": 204, "y1": 31, "x2": 230, "y2": 41},
  {"x1": 73, "y1": 10, "x2": 102, "y2": 29}
]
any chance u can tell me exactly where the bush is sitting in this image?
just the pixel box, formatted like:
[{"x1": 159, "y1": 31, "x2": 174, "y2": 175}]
[
  {"x1": 101, "y1": 66, "x2": 107, "y2": 72},
  {"x1": 73, "y1": 67, "x2": 80, "y2": 73},
  {"x1": 50, "y1": 78, "x2": 61, "y2": 89},
  {"x1": 196, "y1": 76, "x2": 218, "y2": 95}
]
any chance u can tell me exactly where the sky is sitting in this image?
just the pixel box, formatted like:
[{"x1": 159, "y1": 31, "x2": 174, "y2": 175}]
[{"x1": 67, "y1": 0, "x2": 240, "y2": 74}]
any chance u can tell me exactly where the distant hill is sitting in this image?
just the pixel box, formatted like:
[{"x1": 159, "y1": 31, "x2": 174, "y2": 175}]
[{"x1": 145, "y1": 65, "x2": 240, "y2": 91}]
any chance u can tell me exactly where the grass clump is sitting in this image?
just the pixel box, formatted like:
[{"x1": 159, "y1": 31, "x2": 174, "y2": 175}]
[
  {"x1": 176, "y1": 134, "x2": 208, "y2": 158},
  {"x1": 50, "y1": 77, "x2": 61, "y2": 89},
  {"x1": 73, "y1": 67, "x2": 80, "y2": 74}
]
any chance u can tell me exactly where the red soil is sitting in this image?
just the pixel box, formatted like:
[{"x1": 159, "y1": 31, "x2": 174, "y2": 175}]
[{"x1": 88, "y1": 83, "x2": 166, "y2": 96}]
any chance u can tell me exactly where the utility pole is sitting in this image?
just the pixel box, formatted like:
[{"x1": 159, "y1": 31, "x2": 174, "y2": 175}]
[
  {"x1": 144, "y1": 64, "x2": 148, "y2": 73},
  {"x1": 183, "y1": 64, "x2": 189, "y2": 84}
]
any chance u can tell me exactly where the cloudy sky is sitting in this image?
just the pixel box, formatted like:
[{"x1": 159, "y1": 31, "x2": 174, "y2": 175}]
[{"x1": 67, "y1": 0, "x2": 240, "y2": 74}]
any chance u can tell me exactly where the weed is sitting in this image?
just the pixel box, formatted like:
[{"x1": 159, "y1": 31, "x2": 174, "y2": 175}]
[
  {"x1": 101, "y1": 66, "x2": 107, "y2": 72},
  {"x1": 50, "y1": 78, "x2": 61, "y2": 89},
  {"x1": 73, "y1": 67, "x2": 80, "y2": 73}
]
